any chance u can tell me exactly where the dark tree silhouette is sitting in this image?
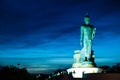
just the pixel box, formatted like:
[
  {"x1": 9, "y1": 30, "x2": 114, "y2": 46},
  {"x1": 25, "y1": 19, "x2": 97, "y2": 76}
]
[{"x1": 0, "y1": 65, "x2": 35, "y2": 80}]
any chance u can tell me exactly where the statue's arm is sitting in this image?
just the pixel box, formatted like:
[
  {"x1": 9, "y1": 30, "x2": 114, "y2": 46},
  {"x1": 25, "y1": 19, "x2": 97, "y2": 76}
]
[
  {"x1": 92, "y1": 27, "x2": 96, "y2": 39},
  {"x1": 80, "y1": 26, "x2": 84, "y2": 46}
]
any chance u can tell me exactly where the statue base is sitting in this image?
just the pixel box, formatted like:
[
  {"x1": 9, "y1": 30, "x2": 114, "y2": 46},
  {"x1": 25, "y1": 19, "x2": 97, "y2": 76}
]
[
  {"x1": 72, "y1": 63, "x2": 82, "y2": 68},
  {"x1": 67, "y1": 67, "x2": 102, "y2": 78},
  {"x1": 69, "y1": 49, "x2": 100, "y2": 78},
  {"x1": 80, "y1": 61, "x2": 96, "y2": 67},
  {"x1": 72, "y1": 61, "x2": 96, "y2": 68}
]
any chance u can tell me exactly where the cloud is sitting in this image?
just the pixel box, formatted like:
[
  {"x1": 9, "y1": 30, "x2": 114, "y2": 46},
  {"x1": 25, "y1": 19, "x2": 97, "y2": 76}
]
[
  {"x1": 91, "y1": 11, "x2": 120, "y2": 41},
  {"x1": 96, "y1": 57, "x2": 120, "y2": 66},
  {"x1": 0, "y1": 0, "x2": 120, "y2": 73}
]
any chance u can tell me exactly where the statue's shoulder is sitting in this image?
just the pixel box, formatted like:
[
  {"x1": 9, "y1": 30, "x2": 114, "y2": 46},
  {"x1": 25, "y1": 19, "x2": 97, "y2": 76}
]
[
  {"x1": 81, "y1": 24, "x2": 93, "y2": 28},
  {"x1": 80, "y1": 25, "x2": 85, "y2": 30}
]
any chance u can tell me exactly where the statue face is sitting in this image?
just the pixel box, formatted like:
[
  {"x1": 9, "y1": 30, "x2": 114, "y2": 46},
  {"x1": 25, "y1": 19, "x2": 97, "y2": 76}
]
[{"x1": 84, "y1": 17, "x2": 90, "y2": 25}]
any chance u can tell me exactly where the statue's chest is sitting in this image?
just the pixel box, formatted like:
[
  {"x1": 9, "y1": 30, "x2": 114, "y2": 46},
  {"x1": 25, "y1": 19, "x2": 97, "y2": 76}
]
[{"x1": 84, "y1": 27, "x2": 92, "y2": 33}]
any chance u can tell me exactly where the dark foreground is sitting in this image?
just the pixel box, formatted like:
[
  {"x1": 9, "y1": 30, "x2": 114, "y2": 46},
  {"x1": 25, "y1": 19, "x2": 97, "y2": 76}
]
[{"x1": 1, "y1": 65, "x2": 120, "y2": 80}]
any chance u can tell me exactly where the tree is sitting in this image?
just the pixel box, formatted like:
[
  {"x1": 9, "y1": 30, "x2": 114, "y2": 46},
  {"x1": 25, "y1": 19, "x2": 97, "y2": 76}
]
[{"x1": 0, "y1": 65, "x2": 35, "y2": 80}]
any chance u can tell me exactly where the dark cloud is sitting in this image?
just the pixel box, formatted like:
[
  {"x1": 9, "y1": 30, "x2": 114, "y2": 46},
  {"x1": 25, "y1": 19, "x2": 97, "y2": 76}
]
[{"x1": 0, "y1": 0, "x2": 120, "y2": 48}]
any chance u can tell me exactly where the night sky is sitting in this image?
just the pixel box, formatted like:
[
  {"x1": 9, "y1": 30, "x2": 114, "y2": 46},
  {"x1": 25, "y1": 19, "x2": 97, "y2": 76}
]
[{"x1": 0, "y1": 0, "x2": 120, "y2": 73}]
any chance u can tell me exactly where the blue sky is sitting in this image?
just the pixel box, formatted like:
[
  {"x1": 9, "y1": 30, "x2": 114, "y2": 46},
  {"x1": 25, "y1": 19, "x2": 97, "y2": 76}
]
[{"x1": 0, "y1": 0, "x2": 120, "y2": 73}]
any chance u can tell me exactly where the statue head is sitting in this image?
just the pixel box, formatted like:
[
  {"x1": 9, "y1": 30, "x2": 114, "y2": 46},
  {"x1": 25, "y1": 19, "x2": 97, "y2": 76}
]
[{"x1": 84, "y1": 13, "x2": 90, "y2": 25}]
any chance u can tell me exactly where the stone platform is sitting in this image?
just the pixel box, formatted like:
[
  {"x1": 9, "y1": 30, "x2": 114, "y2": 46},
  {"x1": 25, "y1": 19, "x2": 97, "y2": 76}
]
[
  {"x1": 67, "y1": 67, "x2": 102, "y2": 78},
  {"x1": 84, "y1": 73, "x2": 120, "y2": 80}
]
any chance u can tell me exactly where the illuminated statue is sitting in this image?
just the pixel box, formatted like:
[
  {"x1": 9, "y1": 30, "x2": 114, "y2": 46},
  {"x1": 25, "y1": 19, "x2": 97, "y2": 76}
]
[
  {"x1": 67, "y1": 14, "x2": 102, "y2": 79},
  {"x1": 80, "y1": 14, "x2": 96, "y2": 61}
]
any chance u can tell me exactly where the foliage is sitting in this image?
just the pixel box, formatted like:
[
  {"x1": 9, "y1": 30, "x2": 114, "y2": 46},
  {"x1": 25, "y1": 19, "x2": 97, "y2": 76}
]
[
  {"x1": 1, "y1": 63, "x2": 120, "y2": 80},
  {"x1": 0, "y1": 65, "x2": 35, "y2": 80},
  {"x1": 99, "y1": 63, "x2": 120, "y2": 73}
]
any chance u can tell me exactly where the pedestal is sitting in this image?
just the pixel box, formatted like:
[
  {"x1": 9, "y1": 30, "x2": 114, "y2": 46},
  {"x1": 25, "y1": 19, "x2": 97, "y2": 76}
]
[{"x1": 67, "y1": 67, "x2": 102, "y2": 78}]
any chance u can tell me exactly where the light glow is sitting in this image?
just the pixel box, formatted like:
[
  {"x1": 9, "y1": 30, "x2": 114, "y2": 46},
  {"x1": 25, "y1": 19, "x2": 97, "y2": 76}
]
[{"x1": 67, "y1": 68, "x2": 102, "y2": 78}]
